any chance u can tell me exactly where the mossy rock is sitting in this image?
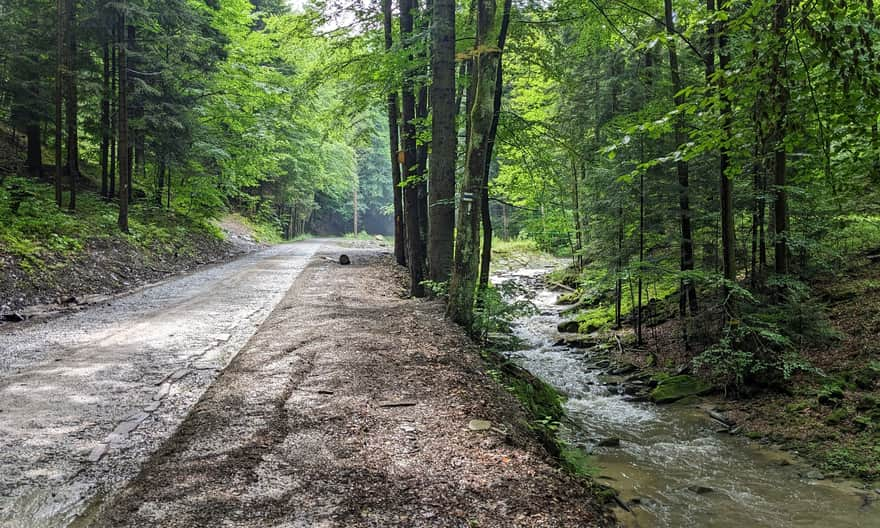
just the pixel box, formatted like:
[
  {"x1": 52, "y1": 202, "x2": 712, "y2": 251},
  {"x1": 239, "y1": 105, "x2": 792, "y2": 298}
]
[
  {"x1": 557, "y1": 320, "x2": 580, "y2": 333},
  {"x1": 786, "y1": 400, "x2": 811, "y2": 413},
  {"x1": 650, "y1": 375, "x2": 713, "y2": 404},
  {"x1": 556, "y1": 291, "x2": 580, "y2": 305}
]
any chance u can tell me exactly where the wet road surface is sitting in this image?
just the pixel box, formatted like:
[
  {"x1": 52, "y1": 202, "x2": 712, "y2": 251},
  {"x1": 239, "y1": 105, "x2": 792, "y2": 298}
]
[{"x1": 0, "y1": 241, "x2": 321, "y2": 527}]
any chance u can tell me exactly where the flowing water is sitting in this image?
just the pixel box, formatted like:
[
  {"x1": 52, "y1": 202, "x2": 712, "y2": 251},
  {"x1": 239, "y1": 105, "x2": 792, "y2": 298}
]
[{"x1": 495, "y1": 268, "x2": 879, "y2": 528}]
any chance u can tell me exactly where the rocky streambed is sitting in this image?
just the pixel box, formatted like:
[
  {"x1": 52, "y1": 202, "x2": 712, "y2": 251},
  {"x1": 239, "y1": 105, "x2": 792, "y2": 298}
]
[{"x1": 494, "y1": 268, "x2": 879, "y2": 528}]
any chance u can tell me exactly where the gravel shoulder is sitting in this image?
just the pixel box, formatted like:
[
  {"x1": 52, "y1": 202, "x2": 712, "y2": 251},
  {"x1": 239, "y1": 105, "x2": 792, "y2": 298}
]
[{"x1": 90, "y1": 243, "x2": 609, "y2": 528}]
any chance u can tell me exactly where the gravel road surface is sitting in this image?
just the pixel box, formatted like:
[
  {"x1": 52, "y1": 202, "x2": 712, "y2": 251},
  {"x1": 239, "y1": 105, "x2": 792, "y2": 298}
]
[{"x1": 0, "y1": 241, "x2": 321, "y2": 527}]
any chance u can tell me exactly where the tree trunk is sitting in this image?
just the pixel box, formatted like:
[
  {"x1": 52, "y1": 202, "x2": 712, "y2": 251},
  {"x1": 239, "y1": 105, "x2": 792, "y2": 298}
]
[
  {"x1": 400, "y1": 0, "x2": 427, "y2": 297},
  {"x1": 157, "y1": 159, "x2": 165, "y2": 206},
  {"x1": 54, "y1": 0, "x2": 64, "y2": 207},
  {"x1": 666, "y1": 0, "x2": 698, "y2": 316},
  {"x1": 771, "y1": 0, "x2": 790, "y2": 278},
  {"x1": 478, "y1": 0, "x2": 511, "y2": 289},
  {"x1": 25, "y1": 125, "x2": 42, "y2": 179},
  {"x1": 383, "y1": 0, "x2": 406, "y2": 266},
  {"x1": 427, "y1": 0, "x2": 456, "y2": 283},
  {"x1": 118, "y1": 11, "x2": 130, "y2": 233},
  {"x1": 572, "y1": 160, "x2": 583, "y2": 269},
  {"x1": 109, "y1": 26, "x2": 117, "y2": 201},
  {"x1": 100, "y1": 39, "x2": 111, "y2": 198},
  {"x1": 64, "y1": 0, "x2": 78, "y2": 211},
  {"x1": 353, "y1": 174, "x2": 359, "y2": 234},
  {"x1": 447, "y1": 0, "x2": 506, "y2": 327},
  {"x1": 127, "y1": 24, "x2": 137, "y2": 204},
  {"x1": 708, "y1": 0, "x2": 736, "y2": 286}
]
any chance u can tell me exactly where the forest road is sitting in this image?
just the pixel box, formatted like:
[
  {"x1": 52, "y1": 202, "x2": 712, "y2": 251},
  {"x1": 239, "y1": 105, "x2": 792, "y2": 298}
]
[{"x1": 0, "y1": 240, "x2": 322, "y2": 527}]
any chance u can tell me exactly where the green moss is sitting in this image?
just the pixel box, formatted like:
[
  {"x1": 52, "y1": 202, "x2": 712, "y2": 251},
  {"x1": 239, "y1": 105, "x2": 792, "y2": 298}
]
[
  {"x1": 650, "y1": 375, "x2": 714, "y2": 404},
  {"x1": 559, "y1": 445, "x2": 597, "y2": 477},
  {"x1": 785, "y1": 400, "x2": 811, "y2": 413},
  {"x1": 481, "y1": 349, "x2": 597, "y2": 477}
]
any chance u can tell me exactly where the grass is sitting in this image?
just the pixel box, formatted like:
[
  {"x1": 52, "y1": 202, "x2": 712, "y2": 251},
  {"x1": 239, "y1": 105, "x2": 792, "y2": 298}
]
[
  {"x1": 225, "y1": 213, "x2": 283, "y2": 244},
  {"x1": 0, "y1": 172, "x2": 256, "y2": 275}
]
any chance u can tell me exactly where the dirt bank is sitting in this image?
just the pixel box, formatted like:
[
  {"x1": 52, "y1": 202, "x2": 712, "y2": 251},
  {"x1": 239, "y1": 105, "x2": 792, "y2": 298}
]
[
  {"x1": 89, "y1": 245, "x2": 610, "y2": 528},
  {"x1": 0, "y1": 214, "x2": 261, "y2": 319}
]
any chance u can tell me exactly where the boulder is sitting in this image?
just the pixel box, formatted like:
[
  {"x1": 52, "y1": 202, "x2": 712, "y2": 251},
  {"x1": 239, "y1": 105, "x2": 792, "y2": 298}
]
[
  {"x1": 557, "y1": 320, "x2": 580, "y2": 333},
  {"x1": 650, "y1": 375, "x2": 713, "y2": 404},
  {"x1": 687, "y1": 485, "x2": 714, "y2": 495},
  {"x1": 559, "y1": 336, "x2": 600, "y2": 349},
  {"x1": 597, "y1": 437, "x2": 621, "y2": 447}
]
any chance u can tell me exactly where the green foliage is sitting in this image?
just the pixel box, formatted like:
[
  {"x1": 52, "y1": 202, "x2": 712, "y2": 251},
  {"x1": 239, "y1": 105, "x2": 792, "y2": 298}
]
[{"x1": 473, "y1": 282, "x2": 537, "y2": 340}]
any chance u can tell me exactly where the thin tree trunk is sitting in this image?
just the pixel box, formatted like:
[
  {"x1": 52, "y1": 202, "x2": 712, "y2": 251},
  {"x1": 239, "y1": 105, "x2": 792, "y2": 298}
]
[
  {"x1": 353, "y1": 175, "x2": 359, "y2": 234},
  {"x1": 572, "y1": 160, "x2": 583, "y2": 269},
  {"x1": 400, "y1": 0, "x2": 427, "y2": 297},
  {"x1": 428, "y1": 0, "x2": 456, "y2": 283},
  {"x1": 118, "y1": 10, "x2": 130, "y2": 233},
  {"x1": 157, "y1": 159, "x2": 165, "y2": 206},
  {"x1": 54, "y1": 0, "x2": 64, "y2": 207},
  {"x1": 25, "y1": 125, "x2": 42, "y2": 179},
  {"x1": 127, "y1": 24, "x2": 136, "y2": 204},
  {"x1": 665, "y1": 0, "x2": 698, "y2": 316},
  {"x1": 383, "y1": 0, "x2": 406, "y2": 266},
  {"x1": 615, "y1": 206, "x2": 623, "y2": 329},
  {"x1": 101, "y1": 39, "x2": 111, "y2": 198},
  {"x1": 478, "y1": 0, "x2": 511, "y2": 289},
  {"x1": 64, "y1": 0, "x2": 78, "y2": 211},
  {"x1": 771, "y1": 0, "x2": 790, "y2": 278},
  {"x1": 109, "y1": 26, "x2": 117, "y2": 201},
  {"x1": 718, "y1": 2, "x2": 735, "y2": 285}
]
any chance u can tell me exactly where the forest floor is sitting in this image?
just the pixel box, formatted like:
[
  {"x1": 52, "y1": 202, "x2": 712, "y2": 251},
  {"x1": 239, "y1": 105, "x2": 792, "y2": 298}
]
[{"x1": 84, "y1": 241, "x2": 609, "y2": 528}]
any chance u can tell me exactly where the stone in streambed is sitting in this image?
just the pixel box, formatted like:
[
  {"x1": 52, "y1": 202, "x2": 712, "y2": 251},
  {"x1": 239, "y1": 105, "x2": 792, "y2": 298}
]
[
  {"x1": 557, "y1": 320, "x2": 580, "y2": 333},
  {"x1": 687, "y1": 485, "x2": 714, "y2": 495},
  {"x1": 597, "y1": 437, "x2": 621, "y2": 447},
  {"x1": 650, "y1": 375, "x2": 713, "y2": 404}
]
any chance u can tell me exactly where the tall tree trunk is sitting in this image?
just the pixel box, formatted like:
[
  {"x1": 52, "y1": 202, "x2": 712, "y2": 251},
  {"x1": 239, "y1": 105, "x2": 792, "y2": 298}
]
[
  {"x1": 64, "y1": 0, "x2": 78, "y2": 211},
  {"x1": 718, "y1": 2, "x2": 735, "y2": 285},
  {"x1": 109, "y1": 26, "x2": 117, "y2": 201},
  {"x1": 478, "y1": 0, "x2": 511, "y2": 289},
  {"x1": 353, "y1": 174, "x2": 359, "y2": 234},
  {"x1": 771, "y1": 0, "x2": 790, "y2": 278},
  {"x1": 157, "y1": 158, "x2": 165, "y2": 206},
  {"x1": 100, "y1": 39, "x2": 111, "y2": 198},
  {"x1": 25, "y1": 125, "x2": 42, "y2": 179},
  {"x1": 665, "y1": 0, "x2": 698, "y2": 316},
  {"x1": 428, "y1": 0, "x2": 456, "y2": 283},
  {"x1": 383, "y1": 0, "x2": 406, "y2": 266},
  {"x1": 127, "y1": 24, "x2": 137, "y2": 204},
  {"x1": 637, "y1": 141, "x2": 645, "y2": 347},
  {"x1": 54, "y1": 0, "x2": 64, "y2": 207},
  {"x1": 708, "y1": 0, "x2": 735, "y2": 287},
  {"x1": 400, "y1": 0, "x2": 427, "y2": 297},
  {"x1": 447, "y1": 0, "x2": 506, "y2": 327},
  {"x1": 118, "y1": 11, "x2": 130, "y2": 233},
  {"x1": 571, "y1": 160, "x2": 583, "y2": 269}
]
